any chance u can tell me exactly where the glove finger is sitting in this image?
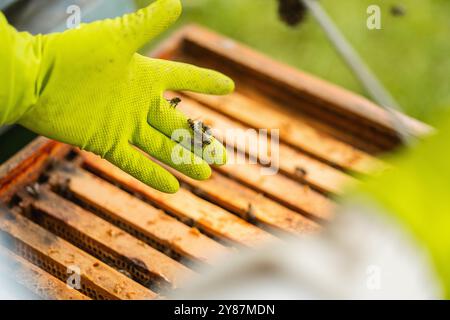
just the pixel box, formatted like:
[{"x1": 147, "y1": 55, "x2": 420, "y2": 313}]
[
  {"x1": 106, "y1": 142, "x2": 179, "y2": 193},
  {"x1": 97, "y1": 0, "x2": 181, "y2": 54},
  {"x1": 149, "y1": 96, "x2": 228, "y2": 165},
  {"x1": 132, "y1": 125, "x2": 212, "y2": 180},
  {"x1": 159, "y1": 60, "x2": 235, "y2": 95}
]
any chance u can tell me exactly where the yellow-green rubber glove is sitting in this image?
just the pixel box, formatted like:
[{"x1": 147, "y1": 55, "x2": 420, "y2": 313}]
[{"x1": 0, "y1": 0, "x2": 234, "y2": 193}]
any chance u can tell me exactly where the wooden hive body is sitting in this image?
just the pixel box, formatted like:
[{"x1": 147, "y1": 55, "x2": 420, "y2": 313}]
[{"x1": 0, "y1": 26, "x2": 429, "y2": 300}]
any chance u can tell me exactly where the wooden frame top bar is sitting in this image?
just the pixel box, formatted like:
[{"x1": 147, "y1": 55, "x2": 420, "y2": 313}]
[{"x1": 153, "y1": 25, "x2": 431, "y2": 150}]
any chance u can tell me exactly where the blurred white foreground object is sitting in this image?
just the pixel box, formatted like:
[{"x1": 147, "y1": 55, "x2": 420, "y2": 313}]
[{"x1": 172, "y1": 199, "x2": 442, "y2": 299}]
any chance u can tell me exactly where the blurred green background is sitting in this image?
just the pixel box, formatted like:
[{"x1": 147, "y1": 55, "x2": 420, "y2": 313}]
[{"x1": 143, "y1": 0, "x2": 450, "y2": 124}]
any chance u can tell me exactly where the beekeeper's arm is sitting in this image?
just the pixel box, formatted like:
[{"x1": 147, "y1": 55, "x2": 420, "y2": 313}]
[
  {"x1": 0, "y1": 0, "x2": 233, "y2": 193},
  {"x1": 352, "y1": 109, "x2": 450, "y2": 298}
]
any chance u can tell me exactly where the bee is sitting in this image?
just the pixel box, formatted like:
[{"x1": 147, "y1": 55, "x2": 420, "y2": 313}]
[
  {"x1": 200, "y1": 122, "x2": 214, "y2": 146},
  {"x1": 187, "y1": 118, "x2": 204, "y2": 148},
  {"x1": 187, "y1": 118, "x2": 213, "y2": 147},
  {"x1": 167, "y1": 97, "x2": 182, "y2": 108},
  {"x1": 295, "y1": 167, "x2": 308, "y2": 178},
  {"x1": 187, "y1": 118, "x2": 200, "y2": 132},
  {"x1": 201, "y1": 122, "x2": 213, "y2": 137},
  {"x1": 390, "y1": 5, "x2": 406, "y2": 17},
  {"x1": 245, "y1": 203, "x2": 257, "y2": 222},
  {"x1": 201, "y1": 122, "x2": 211, "y2": 133},
  {"x1": 278, "y1": 0, "x2": 307, "y2": 27}
]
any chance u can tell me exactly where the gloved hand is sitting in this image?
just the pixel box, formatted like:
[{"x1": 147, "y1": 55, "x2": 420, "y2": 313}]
[{"x1": 0, "y1": 0, "x2": 234, "y2": 193}]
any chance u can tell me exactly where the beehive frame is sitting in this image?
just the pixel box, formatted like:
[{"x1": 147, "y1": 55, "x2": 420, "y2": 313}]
[{"x1": 0, "y1": 25, "x2": 429, "y2": 300}]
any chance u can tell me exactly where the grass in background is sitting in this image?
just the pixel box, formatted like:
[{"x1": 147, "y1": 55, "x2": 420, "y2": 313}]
[{"x1": 142, "y1": 0, "x2": 450, "y2": 123}]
